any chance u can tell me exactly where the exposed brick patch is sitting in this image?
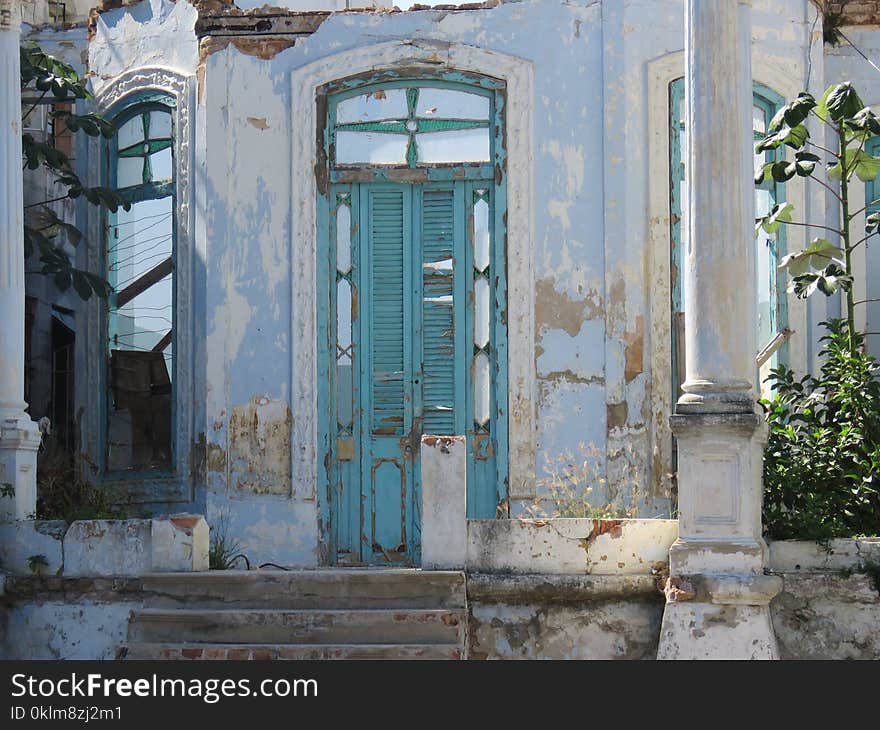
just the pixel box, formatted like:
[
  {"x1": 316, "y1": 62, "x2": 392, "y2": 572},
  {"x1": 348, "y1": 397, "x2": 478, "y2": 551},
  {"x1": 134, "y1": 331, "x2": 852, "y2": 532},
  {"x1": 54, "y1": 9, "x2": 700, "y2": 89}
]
[{"x1": 826, "y1": 0, "x2": 880, "y2": 26}]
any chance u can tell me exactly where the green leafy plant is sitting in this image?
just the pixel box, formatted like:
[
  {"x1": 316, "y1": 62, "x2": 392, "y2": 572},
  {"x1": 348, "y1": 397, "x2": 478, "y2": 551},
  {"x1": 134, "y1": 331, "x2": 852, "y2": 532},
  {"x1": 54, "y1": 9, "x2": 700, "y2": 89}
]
[
  {"x1": 0, "y1": 483, "x2": 14, "y2": 499},
  {"x1": 761, "y1": 320, "x2": 880, "y2": 541},
  {"x1": 26, "y1": 554, "x2": 49, "y2": 575},
  {"x1": 209, "y1": 513, "x2": 247, "y2": 570},
  {"x1": 20, "y1": 43, "x2": 128, "y2": 300},
  {"x1": 524, "y1": 442, "x2": 639, "y2": 520},
  {"x1": 36, "y1": 446, "x2": 128, "y2": 522},
  {"x1": 755, "y1": 81, "x2": 880, "y2": 356}
]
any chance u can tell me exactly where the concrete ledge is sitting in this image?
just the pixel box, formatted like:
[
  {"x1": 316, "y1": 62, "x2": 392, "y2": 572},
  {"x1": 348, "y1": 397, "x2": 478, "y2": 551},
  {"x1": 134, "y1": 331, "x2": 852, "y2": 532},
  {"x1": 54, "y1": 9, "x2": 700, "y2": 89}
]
[
  {"x1": 768, "y1": 538, "x2": 880, "y2": 572},
  {"x1": 1, "y1": 575, "x2": 146, "y2": 604},
  {"x1": 0, "y1": 520, "x2": 65, "y2": 575},
  {"x1": 467, "y1": 573, "x2": 664, "y2": 604},
  {"x1": 0, "y1": 515, "x2": 209, "y2": 576},
  {"x1": 467, "y1": 518, "x2": 677, "y2": 574}
]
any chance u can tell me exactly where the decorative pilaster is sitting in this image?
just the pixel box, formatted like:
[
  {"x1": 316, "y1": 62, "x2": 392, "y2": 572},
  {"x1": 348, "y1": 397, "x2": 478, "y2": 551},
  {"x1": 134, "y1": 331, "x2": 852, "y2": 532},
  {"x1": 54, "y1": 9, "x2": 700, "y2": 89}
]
[
  {"x1": 657, "y1": 0, "x2": 782, "y2": 659},
  {"x1": 0, "y1": 0, "x2": 41, "y2": 522}
]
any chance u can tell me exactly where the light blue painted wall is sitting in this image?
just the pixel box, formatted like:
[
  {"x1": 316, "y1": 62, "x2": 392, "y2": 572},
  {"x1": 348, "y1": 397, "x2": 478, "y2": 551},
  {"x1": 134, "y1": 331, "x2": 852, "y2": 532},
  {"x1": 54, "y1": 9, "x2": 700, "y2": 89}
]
[{"x1": 84, "y1": 0, "x2": 829, "y2": 564}]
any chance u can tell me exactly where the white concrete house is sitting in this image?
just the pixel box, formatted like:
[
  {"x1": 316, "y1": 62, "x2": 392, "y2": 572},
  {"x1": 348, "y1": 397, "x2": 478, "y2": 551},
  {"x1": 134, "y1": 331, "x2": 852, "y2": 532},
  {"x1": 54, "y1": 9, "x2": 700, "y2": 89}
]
[{"x1": 1, "y1": 0, "x2": 879, "y2": 660}]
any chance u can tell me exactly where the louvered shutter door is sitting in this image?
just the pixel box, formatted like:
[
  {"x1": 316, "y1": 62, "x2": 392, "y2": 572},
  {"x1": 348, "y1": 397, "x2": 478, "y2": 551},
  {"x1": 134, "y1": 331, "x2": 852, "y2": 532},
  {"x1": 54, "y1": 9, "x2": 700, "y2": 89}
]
[
  {"x1": 421, "y1": 188, "x2": 457, "y2": 435},
  {"x1": 369, "y1": 188, "x2": 407, "y2": 435}
]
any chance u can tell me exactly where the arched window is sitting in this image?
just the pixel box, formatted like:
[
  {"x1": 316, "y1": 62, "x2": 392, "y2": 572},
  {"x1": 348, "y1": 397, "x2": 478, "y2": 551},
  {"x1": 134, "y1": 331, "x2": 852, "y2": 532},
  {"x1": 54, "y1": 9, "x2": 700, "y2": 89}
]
[
  {"x1": 669, "y1": 78, "x2": 788, "y2": 400},
  {"x1": 102, "y1": 95, "x2": 176, "y2": 475},
  {"x1": 317, "y1": 76, "x2": 508, "y2": 564}
]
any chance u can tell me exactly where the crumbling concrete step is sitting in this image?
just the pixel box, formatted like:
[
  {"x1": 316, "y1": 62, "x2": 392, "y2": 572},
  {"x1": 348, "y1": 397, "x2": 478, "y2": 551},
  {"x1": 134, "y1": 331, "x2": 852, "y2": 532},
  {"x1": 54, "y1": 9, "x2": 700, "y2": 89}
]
[
  {"x1": 128, "y1": 608, "x2": 466, "y2": 646},
  {"x1": 119, "y1": 642, "x2": 462, "y2": 660},
  {"x1": 139, "y1": 570, "x2": 466, "y2": 610}
]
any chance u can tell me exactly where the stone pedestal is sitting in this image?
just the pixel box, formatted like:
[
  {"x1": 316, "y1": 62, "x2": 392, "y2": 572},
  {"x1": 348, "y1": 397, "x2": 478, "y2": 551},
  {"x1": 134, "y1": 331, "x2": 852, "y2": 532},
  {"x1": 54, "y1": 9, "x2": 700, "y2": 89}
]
[
  {"x1": 421, "y1": 435, "x2": 467, "y2": 569},
  {"x1": 657, "y1": 414, "x2": 782, "y2": 659},
  {"x1": 658, "y1": 0, "x2": 781, "y2": 658},
  {"x1": 0, "y1": 0, "x2": 41, "y2": 522}
]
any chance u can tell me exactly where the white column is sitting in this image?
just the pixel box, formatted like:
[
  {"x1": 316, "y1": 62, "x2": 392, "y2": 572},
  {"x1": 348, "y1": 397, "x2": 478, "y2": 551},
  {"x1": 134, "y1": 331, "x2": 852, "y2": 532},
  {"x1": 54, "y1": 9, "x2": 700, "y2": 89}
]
[
  {"x1": 0, "y1": 0, "x2": 41, "y2": 522},
  {"x1": 657, "y1": 0, "x2": 782, "y2": 659}
]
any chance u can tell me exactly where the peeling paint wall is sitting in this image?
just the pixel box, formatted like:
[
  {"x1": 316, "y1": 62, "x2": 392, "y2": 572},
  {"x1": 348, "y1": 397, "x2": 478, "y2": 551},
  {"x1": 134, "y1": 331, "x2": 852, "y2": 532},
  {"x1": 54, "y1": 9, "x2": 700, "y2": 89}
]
[{"x1": 81, "y1": 0, "x2": 843, "y2": 565}]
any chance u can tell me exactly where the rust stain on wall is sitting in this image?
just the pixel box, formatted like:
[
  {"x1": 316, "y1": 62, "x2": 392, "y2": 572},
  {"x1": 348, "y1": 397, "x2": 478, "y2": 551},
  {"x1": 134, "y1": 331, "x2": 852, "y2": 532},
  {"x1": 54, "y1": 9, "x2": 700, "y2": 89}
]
[
  {"x1": 535, "y1": 277, "x2": 603, "y2": 337},
  {"x1": 228, "y1": 396, "x2": 291, "y2": 495},
  {"x1": 624, "y1": 314, "x2": 644, "y2": 383},
  {"x1": 578, "y1": 519, "x2": 623, "y2": 551}
]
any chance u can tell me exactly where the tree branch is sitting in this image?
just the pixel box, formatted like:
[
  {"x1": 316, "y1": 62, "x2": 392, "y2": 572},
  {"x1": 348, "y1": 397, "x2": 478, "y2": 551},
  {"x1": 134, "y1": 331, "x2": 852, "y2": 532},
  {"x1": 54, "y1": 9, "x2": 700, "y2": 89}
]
[
  {"x1": 777, "y1": 220, "x2": 844, "y2": 236},
  {"x1": 850, "y1": 195, "x2": 880, "y2": 218},
  {"x1": 22, "y1": 91, "x2": 47, "y2": 126},
  {"x1": 809, "y1": 175, "x2": 843, "y2": 203},
  {"x1": 24, "y1": 194, "x2": 69, "y2": 209}
]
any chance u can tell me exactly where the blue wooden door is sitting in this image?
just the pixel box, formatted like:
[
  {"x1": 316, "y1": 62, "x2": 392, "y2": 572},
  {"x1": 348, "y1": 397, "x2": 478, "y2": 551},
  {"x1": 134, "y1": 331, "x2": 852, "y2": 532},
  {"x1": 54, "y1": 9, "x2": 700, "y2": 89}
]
[{"x1": 329, "y1": 181, "x2": 469, "y2": 565}]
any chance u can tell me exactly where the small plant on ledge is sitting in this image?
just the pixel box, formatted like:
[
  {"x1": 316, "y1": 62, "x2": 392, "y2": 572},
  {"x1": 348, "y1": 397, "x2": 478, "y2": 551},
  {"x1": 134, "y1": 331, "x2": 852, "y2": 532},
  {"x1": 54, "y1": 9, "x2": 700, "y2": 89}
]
[{"x1": 524, "y1": 442, "x2": 640, "y2": 520}]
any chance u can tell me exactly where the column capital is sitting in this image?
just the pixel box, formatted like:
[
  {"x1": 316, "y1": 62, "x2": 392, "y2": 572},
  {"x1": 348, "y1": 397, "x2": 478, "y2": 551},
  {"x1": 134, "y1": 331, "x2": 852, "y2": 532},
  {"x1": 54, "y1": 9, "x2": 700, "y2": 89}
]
[{"x1": 0, "y1": 0, "x2": 20, "y2": 33}]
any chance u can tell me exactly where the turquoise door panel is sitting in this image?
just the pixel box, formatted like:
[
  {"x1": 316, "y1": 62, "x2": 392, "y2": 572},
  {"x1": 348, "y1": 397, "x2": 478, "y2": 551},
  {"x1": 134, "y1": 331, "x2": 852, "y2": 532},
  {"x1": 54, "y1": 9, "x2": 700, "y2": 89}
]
[{"x1": 321, "y1": 178, "x2": 505, "y2": 564}]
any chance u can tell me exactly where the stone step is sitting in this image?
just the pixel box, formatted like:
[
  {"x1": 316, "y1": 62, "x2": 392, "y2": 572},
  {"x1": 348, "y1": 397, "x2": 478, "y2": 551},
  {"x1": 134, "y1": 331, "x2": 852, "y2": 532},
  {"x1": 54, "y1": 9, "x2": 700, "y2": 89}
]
[
  {"x1": 128, "y1": 608, "x2": 466, "y2": 646},
  {"x1": 119, "y1": 642, "x2": 463, "y2": 660},
  {"x1": 138, "y1": 570, "x2": 466, "y2": 610}
]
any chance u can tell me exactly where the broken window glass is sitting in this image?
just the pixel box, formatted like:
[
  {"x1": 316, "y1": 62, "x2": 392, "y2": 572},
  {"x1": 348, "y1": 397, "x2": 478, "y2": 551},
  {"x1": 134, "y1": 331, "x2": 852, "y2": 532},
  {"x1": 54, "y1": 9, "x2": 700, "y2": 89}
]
[{"x1": 105, "y1": 104, "x2": 175, "y2": 474}]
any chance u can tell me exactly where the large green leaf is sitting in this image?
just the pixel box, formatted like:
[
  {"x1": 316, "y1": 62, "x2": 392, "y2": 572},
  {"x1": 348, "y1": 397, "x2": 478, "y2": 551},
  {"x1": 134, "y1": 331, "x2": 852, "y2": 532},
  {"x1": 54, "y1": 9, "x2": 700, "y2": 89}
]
[
  {"x1": 756, "y1": 201, "x2": 795, "y2": 236},
  {"x1": 827, "y1": 148, "x2": 880, "y2": 182},
  {"x1": 845, "y1": 107, "x2": 880, "y2": 141},
  {"x1": 26, "y1": 206, "x2": 82, "y2": 247},
  {"x1": 816, "y1": 82, "x2": 865, "y2": 123},
  {"x1": 789, "y1": 264, "x2": 852, "y2": 298},
  {"x1": 755, "y1": 123, "x2": 809, "y2": 153},
  {"x1": 767, "y1": 92, "x2": 816, "y2": 132},
  {"x1": 777, "y1": 237, "x2": 844, "y2": 277}
]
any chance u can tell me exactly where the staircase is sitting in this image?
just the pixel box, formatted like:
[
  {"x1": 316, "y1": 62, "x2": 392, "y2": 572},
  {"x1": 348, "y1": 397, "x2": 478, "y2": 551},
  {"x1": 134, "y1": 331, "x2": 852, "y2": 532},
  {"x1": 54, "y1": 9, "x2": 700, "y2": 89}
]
[{"x1": 118, "y1": 569, "x2": 467, "y2": 660}]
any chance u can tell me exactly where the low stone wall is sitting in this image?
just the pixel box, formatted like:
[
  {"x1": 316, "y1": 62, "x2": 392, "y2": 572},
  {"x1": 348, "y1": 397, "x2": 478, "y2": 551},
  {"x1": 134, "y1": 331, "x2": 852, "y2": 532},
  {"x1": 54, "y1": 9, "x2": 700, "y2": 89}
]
[
  {"x1": 467, "y1": 574, "x2": 665, "y2": 659},
  {"x1": 768, "y1": 538, "x2": 880, "y2": 660},
  {"x1": 1, "y1": 534, "x2": 878, "y2": 660},
  {"x1": 0, "y1": 515, "x2": 209, "y2": 576}
]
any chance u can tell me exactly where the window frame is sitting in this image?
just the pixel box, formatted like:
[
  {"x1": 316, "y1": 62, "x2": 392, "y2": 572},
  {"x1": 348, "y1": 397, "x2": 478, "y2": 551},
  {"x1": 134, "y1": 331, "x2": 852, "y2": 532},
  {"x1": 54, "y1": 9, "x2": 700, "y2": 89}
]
[
  {"x1": 100, "y1": 94, "x2": 178, "y2": 480},
  {"x1": 80, "y1": 68, "x2": 195, "y2": 505}
]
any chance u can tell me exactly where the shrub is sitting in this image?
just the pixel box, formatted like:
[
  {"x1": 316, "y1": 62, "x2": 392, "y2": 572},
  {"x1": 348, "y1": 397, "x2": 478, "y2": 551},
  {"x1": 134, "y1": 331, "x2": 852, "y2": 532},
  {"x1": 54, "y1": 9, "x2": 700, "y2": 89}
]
[{"x1": 761, "y1": 320, "x2": 880, "y2": 540}]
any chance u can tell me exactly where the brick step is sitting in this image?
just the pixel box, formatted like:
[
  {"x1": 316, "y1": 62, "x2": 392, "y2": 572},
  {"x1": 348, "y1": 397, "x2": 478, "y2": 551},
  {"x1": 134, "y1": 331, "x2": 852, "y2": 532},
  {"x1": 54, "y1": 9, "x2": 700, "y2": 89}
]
[
  {"x1": 128, "y1": 608, "x2": 466, "y2": 646},
  {"x1": 119, "y1": 642, "x2": 462, "y2": 660},
  {"x1": 138, "y1": 570, "x2": 466, "y2": 610}
]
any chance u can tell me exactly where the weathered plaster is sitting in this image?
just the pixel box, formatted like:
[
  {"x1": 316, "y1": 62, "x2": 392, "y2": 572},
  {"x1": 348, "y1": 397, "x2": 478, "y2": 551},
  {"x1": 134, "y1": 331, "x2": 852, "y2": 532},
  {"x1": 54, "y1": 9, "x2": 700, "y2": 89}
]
[
  {"x1": 88, "y1": 0, "x2": 199, "y2": 93},
  {"x1": 469, "y1": 599, "x2": 662, "y2": 660},
  {"x1": 467, "y1": 518, "x2": 677, "y2": 575},
  {"x1": 80, "y1": 0, "x2": 828, "y2": 565},
  {"x1": 1, "y1": 601, "x2": 135, "y2": 659},
  {"x1": 228, "y1": 396, "x2": 292, "y2": 496}
]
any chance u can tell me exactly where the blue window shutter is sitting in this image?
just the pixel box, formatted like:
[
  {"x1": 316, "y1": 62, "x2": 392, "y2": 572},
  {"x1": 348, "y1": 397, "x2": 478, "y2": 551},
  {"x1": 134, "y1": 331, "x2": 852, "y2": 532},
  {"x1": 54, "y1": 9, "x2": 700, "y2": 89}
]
[
  {"x1": 368, "y1": 188, "x2": 407, "y2": 435},
  {"x1": 421, "y1": 188, "x2": 457, "y2": 434}
]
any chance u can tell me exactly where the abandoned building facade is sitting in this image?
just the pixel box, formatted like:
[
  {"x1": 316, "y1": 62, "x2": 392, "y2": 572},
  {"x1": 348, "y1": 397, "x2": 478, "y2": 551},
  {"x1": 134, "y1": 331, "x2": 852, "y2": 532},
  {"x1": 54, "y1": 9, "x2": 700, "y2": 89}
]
[{"x1": 1, "y1": 0, "x2": 880, "y2": 660}]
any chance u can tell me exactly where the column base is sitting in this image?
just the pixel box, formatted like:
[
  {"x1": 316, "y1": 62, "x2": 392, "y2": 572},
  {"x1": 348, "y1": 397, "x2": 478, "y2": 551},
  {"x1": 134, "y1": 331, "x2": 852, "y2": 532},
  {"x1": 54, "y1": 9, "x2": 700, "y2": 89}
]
[
  {"x1": 0, "y1": 414, "x2": 42, "y2": 522},
  {"x1": 656, "y1": 572, "x2": 782, "y2": 659}
]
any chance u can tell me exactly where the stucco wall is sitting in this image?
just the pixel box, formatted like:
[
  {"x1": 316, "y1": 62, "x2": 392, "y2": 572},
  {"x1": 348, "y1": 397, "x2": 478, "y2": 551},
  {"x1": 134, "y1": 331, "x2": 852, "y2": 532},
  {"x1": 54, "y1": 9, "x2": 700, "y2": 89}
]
[{"x1": 77, "y1": 0, "x2": 876, "y2": 567}]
